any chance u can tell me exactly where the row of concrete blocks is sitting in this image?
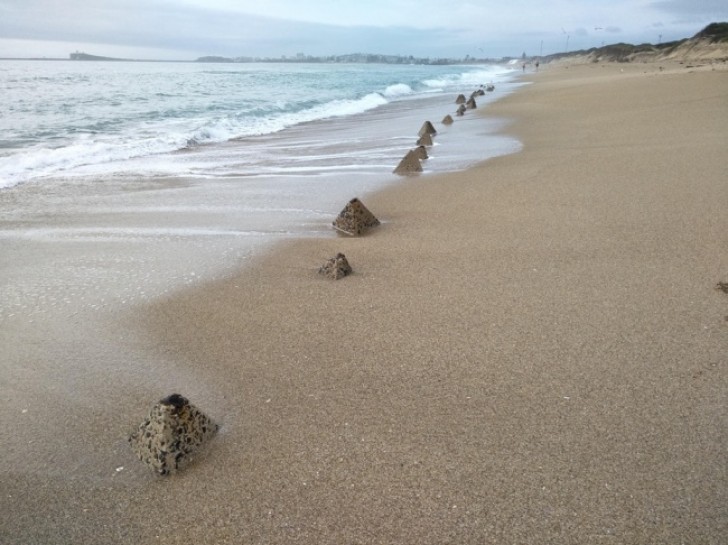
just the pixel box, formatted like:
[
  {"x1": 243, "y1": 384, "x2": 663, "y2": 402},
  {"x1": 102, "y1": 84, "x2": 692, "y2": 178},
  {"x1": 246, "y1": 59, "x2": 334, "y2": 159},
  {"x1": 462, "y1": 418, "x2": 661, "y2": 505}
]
[
  {"x1": 392, "y1": 86, "x2": 493, "y2": 176},
  {"x1": 128, "y1": 89, "x2": 495, "y2": 475},
  {"x1": 128, "y1": 198, "x2": 373, "y2": 475}
]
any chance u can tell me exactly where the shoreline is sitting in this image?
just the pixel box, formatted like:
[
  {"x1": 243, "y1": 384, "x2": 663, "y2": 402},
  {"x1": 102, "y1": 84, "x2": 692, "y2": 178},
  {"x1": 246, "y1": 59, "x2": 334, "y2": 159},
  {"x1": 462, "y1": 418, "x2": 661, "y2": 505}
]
[
  {"x1": 2, "y1": 60, "x2": 727, "y2": 544},
  {"x1": 0, "y1": 61, "x2": 516, "y2": 190}
]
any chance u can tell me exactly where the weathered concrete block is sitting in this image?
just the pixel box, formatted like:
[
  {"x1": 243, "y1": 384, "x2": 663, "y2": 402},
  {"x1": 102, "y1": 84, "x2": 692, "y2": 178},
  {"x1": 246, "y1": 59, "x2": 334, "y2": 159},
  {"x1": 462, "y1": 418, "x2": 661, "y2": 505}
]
[
  {"x1": 455, "y1": 94, "x2": 466, "y2": 104},
  {"x1": 442, "y1": 114, "x2": 454, "y2": 125},
  {"x1": 129, "y1": 394, "x2": 218, "y2": 475},
  {"x1": 416, "y1": 133, "x2": 433, "y2": 146},
  {"x1": 393, "y1": 149, "x2": 423, "y2": 176},
  {"x1": 318, "y1": 253, "x2": 353, "y2": 280},
  {"x1": 456, "y1": 104, "x2": 467, "y2": 116},
  {"x1": 466, "y1": 97, "x2": 477, "y2": 109},
  {"x1": 418, "y1": 121, "x2": 437, "y2": 137},
  {"x1": 414, "y1": 145, "x2": 428, "y2": 161},
  {"x1": 332, "y1": 198, "x2": 380, "y2": 236}
]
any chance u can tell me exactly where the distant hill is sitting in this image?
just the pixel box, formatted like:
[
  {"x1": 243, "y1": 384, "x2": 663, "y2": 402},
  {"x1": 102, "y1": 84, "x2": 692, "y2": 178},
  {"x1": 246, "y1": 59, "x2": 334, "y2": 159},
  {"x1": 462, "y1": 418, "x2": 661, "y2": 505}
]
[
  {"x1": 195, "y1": 56, "x2": 234, "y2": 63},
  {"x1": 693, "y1": 22, "x2": 728, "y2": 42},
  {"x1": 542, "y1": 22, "x2": 728, "y2": 64},
  {"x1": 70, "y1": 52, "x2": 126, "y2": 61}
]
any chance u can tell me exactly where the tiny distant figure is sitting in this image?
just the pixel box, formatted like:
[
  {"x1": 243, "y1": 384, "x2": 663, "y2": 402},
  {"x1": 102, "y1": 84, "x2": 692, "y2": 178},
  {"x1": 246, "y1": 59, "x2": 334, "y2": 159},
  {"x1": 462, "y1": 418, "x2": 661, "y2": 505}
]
[
  {"x1": 522, "y1": 63, "x2": 526, "y2": 72},
  {"x1": 535, "y1": 61, "x2": 540, "y2": 71}
]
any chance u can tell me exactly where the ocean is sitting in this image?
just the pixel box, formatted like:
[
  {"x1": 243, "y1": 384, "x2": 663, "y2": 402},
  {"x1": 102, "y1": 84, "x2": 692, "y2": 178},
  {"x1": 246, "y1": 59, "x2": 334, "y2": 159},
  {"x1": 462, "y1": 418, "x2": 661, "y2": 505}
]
[{"x1": 0, "y1": 60, "x2": 521, "y2": 316}]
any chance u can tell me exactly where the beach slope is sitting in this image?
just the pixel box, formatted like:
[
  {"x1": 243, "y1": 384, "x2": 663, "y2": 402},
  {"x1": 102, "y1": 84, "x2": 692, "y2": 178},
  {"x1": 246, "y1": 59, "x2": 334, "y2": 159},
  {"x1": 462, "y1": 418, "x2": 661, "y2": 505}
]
[{"x1": 3, "y1": 62, "x2": 727, "y2": 544}]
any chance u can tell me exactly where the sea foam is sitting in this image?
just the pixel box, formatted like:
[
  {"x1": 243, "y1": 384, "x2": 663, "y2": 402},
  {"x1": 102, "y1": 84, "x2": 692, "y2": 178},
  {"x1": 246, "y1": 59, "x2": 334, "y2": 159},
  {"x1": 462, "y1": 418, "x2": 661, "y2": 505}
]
[{"x1": 0, "y1": 61, "x2": 515, "y2": 188}]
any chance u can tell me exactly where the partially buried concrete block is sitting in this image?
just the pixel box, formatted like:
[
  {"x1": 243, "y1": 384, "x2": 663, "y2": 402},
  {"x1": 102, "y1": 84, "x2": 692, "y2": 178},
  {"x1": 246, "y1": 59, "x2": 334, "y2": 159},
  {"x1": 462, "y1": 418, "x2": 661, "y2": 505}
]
[
  {"x1": 456, "y1": 104, "x2": 467, "y2": 116},
  {"x1": 418, "y1": 121, "x2": 437, "y2": 137},
  {"x1": 129, "y1": 393, "x2": 218, "y2": 475},
  {"x1": 416, "y1": 133, "x2": 433, "y2": 146},
  {"x1": 466, "y1": 97, "x2": 477, "y2": 109},
  {"x1": 318, "y1": 253, "x2": 352, "y2": 280},
  {"x1": 332, "y1": 197, "x2": 380, "y2": 236},
  {"x1": 393, "y1": 149, "x2": 423, "y2": 176},
  {"x1": 455, "y1": 94, "x2": 466, "y2": 104},
  {"x1": 442, "y1": 114, "x2": 454, "y2": 125}
]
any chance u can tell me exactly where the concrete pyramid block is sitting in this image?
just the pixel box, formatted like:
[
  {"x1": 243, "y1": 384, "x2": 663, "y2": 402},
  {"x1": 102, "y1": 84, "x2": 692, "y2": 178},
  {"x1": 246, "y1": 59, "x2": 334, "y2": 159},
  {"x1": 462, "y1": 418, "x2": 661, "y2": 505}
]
[
  {"x1": 393, "y1": 149, "x2": 423, "y2": 176},
  {"x1": 414, "y1": 145, "x2": 428, "y2": 161},
  {"x1": 318, "y1": 253, "x2": 353, "y2": 279},
  {"x1": 332, "y1": 198, "x2": 380, "y2": 236},
  {"x1": 455, "y1": 94, "x2": 466, "y2": 104},
  {"x1": 416, "y1": 133, "x2": 433, "y2": 146},
  {"x1": 418, "y1": 121, "x2": 437, "y2": 137},
  {"x1": 442, "y1": 114, "x2": 454, "y2": 125},
  {"x1": 129, "y1": 394, "x2": 218, "y2": 475},
  {"x1": 456, "y1": 104, "x2": 467, "y2": 116},
  {"x1": 466, "y1": 97, "x2": 477, "y2": 109}
]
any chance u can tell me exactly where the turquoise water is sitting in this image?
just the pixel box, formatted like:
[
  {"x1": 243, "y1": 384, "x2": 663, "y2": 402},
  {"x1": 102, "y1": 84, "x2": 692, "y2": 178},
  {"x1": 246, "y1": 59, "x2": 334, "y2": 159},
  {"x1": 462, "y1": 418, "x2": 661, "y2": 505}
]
[
  {"x1": 0, "y1": 60, "x2": 515, "y2": 188},
  {"x1": 0, "y1": 60, "x2": 522, "y2": 318}
]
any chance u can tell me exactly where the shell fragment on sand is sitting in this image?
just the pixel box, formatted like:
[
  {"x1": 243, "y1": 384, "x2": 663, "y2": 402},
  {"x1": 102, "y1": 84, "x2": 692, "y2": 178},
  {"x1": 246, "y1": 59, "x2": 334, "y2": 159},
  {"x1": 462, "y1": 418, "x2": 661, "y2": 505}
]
[
  {"x1": 442, "y1": 114, "x2": 454, "y2": 125},
  {"x1": 393, "y1": 149, "x2": 423, "y2": 176},
  {"x1": 128, "y1": 394, "x2": 218, "y2": 475},
  {"x1": 318, "y1": 253, "x2": 353, "y2": 279},
  {"x1": 418, "y1": 121, "x2": 437, "y2": 137},
  {"x1": 332, "y1": 198, "x2": 381, "y2": 236},
  {"x1": 416, "y1": 133, "x2": 433, "y2": 146}
]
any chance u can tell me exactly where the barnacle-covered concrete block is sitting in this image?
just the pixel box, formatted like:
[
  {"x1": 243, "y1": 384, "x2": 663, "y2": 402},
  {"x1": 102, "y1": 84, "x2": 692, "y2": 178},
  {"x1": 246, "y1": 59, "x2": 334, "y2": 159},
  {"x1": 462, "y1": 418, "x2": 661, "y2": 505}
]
[
  {"x1": 332, "y1": 198, "x2": 380, "y2": 236},
  {"x1": 418, "y1": 120, "x2": 437, "y2": 137},
  {"x1": 393, "y1": 149, "x2": 423, "y2": 176},
  {"x1": 129, "y1": 393, "x2": 218, "y2": 475},
  {"x1": 318, "y1": 253, "x2": 353, "y2": 280}
]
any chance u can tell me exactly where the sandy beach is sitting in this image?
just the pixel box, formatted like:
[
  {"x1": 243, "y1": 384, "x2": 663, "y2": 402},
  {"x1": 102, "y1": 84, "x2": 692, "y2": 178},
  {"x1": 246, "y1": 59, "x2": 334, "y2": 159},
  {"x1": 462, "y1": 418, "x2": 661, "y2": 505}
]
[{"x1": 2, "y1": 60, "x2": 727, "y2": 544}]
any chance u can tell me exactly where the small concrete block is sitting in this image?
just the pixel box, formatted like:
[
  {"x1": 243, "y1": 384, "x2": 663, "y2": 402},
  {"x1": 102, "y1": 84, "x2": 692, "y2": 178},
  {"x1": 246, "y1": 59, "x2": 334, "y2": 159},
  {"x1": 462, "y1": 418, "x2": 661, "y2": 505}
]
[
  {"x1": 332, "y1": 198, "x2": 380, "y2": 236},
  {"x1": 393, "y1": 149, "x2": 423, "y2": 176},
  {"x1": 319, "y1": 253, "x2": 353, "y2": 279},
  {"x1": 418, "y1": 121, "x2": 437, "y2": 137},
  {"x1": 129, "y1": 394, "x2": 218, "y2": 475},
  {"x1": 416, "y1": 133, "x2": 433, "y2": 146}
]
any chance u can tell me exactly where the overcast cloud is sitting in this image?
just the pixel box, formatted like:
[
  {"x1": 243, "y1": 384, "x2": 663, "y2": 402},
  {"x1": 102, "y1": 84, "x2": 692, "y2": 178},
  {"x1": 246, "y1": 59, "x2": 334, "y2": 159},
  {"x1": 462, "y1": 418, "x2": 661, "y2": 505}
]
[{"x1": 0, "y1": 0, "x2": 726, "y2": 60}]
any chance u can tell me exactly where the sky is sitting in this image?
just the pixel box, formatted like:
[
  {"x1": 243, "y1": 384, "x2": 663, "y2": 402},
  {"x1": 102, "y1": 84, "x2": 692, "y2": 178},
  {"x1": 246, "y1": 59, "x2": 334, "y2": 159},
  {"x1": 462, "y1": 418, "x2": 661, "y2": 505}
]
[{"x1": 1, "y1": 0, "x2": 726, "y2": 60}]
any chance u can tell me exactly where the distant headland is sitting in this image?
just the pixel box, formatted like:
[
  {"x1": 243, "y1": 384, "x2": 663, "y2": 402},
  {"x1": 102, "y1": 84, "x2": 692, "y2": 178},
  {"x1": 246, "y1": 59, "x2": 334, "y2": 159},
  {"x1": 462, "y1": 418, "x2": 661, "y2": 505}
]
[
  {"x1": 69, "y1": 51, "x2": 127, "y2": 61},
  {"x1": 6, "y1": 23, "x2": 726, "y2": 65}
]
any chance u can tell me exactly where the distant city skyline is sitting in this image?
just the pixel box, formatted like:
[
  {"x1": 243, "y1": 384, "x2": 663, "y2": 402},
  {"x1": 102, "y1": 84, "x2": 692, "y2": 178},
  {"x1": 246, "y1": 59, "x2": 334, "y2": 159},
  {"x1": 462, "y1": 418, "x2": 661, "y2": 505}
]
[{"x1": 1, "y1": 0, "x2": 726, "y2": 60}]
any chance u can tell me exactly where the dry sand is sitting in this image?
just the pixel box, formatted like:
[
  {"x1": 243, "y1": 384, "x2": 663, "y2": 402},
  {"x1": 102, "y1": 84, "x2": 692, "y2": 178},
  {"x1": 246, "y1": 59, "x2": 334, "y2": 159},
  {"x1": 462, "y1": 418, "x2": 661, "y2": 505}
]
[{"x1": 2, "y1": 61, "x2": 727, "y2": 544}]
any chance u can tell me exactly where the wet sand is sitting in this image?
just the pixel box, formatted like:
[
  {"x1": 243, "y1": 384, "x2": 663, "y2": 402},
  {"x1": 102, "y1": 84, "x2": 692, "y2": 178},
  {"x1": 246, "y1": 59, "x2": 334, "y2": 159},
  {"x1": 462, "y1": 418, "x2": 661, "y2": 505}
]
[{"x1": 2, "y1": 61, "x2": 727, "y2": 544}]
